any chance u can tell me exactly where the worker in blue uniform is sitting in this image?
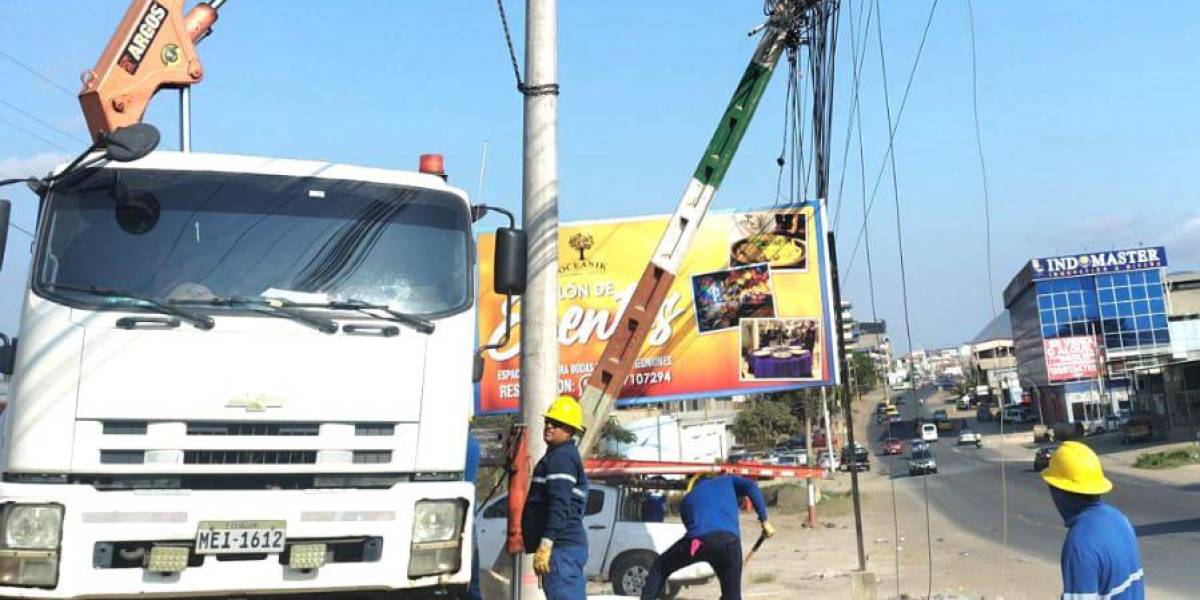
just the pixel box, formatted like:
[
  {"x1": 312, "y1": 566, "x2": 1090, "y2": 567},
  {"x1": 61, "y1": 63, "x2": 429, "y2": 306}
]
[
  {"x1": 521, "y1": 396, "x2": 589, "y2": 600},
  {"x1": 640, "y1": 473, "x2": 775, "y2": 600},
  {"x1": 1042, "y1": 441, "x2": 1144, "y2": 600},
  {"x1": 464, "y1": 430, "x2": 482, "y2": 600}
]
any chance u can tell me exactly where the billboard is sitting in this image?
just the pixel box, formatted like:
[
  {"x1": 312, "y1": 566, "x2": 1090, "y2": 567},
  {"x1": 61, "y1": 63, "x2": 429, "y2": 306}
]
[
  {"x1": 475, "y1": 204, "x2": 837, "y2": 414},
  {"x1": 1043, "y1": 336, "x2": 1102, "y2": 382},
  {"x1": 1029, "y1": 247, "x2": 1166, "y2": 280}
]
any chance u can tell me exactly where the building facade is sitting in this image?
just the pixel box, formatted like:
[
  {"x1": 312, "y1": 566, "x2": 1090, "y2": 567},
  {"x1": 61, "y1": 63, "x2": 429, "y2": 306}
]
[{"x1": 1004, "y1": 247, "x2": 1171, "y2": 426}]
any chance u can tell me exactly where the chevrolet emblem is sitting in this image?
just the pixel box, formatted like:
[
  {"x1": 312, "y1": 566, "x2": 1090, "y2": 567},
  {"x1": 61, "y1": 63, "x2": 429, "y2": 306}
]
[{"x1": 226, "y1": 394, "x2": 285, "y2": 412}]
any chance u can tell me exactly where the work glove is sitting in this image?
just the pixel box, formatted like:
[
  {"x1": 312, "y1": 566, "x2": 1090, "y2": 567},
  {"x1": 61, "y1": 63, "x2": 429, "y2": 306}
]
[
  {"x1": 533, "y1": 538, "x2": 553, "y2": 576},
  {"x1": 761, "y1": 520, "x2": 776, "y2": 538}
]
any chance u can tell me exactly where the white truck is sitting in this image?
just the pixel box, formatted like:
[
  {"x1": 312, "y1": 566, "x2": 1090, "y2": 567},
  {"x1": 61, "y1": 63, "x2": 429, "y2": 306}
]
[
  {"x1": 0, "y1": 146, "x2": 525, "y2": 597},
  {"x1": 475, "y1": 483, "x2": 714, "y2": 598}
]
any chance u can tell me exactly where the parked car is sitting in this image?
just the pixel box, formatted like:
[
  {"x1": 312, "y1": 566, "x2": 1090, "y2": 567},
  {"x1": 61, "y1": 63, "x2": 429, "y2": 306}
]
[
  {"x1": 1033, "y1": 445, "x2": 1058, "y2": 471},
  {"x1": 1003, "y1": 406, "x2": 1036, "y2": 424},
  {"x1": 908, "y1": 447, "x2": 937, "y2": 476},
  {"x1": 817, "y1": 449, "x2": 840, "y2": 470},
  {"x1": 775, "y1": 451, "x2": 807, "y2": 466},
  {"x1": 476, "y1": 484, "x2": 714, "y2": 597},
  {"x1": 957, "y1": 427, "x2": 982, "y2": 448},
  {"x1": 839, "y1": 443, "x2": 871, "y2": 472},
  {"x1": 882, "y1": 437, "x2": 904, "y2": 455},
  {"x1": 920, "y1": 423, "x2": 939, "y2": 443},
  {"x1": 1120, "y1": 415, "x2": 1153, "y2": 444},
  {"x1": 932, "y1": 409, "x2": 949, "y2": 421},
  {"x1": 956, "y1": 395, "x2": 971, "y2": 410}
]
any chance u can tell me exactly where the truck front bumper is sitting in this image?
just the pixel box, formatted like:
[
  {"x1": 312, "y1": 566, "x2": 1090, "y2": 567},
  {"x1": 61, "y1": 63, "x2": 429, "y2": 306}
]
[{"x1": 0, "y1": 479, "x2": 473, "y2": 598}]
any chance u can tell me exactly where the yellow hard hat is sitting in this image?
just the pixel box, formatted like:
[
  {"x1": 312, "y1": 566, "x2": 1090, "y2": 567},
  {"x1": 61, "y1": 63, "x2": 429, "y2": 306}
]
[
  {"x1": 1041, "y1": 441, "x2": 1113, "y2": 495},
  {"x1": 543, "y1": 395, "x2": 585, "y2": 433}
]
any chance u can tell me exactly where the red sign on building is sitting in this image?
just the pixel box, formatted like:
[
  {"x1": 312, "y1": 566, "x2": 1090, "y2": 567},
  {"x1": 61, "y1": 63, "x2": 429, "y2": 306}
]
[{"x1": 1043, "y1": 336, "x2": 1102, "y2": 382}]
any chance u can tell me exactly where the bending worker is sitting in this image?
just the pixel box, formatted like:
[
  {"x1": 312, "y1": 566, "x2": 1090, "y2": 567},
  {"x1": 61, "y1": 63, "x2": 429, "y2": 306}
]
[
  {"x1": 640, "y1": 473, "x2": 775, "y2": 600},
  {"x1": 1042, "y1": 441, "x2": 1144, "y2": 599},
  {"x1": 521, "y1": 396, "x2": 589, "y2": 600}
]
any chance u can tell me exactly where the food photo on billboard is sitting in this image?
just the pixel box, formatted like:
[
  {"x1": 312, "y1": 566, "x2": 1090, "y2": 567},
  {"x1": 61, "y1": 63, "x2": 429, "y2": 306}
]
[
  {"x1": 690, "y1": 263, "x2": 777, "y2": 334},
  {"x1": 729, "y1": 208, "x2": 808, "y2": 271},
  {"x1": 739, "y1": 317, "x2": 822, "y2": 381}
]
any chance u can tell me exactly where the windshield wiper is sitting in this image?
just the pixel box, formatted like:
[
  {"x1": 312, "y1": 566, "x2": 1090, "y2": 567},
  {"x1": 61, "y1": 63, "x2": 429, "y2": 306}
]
[
  {"x1": 175, "y1": 297, "x2": 338, "y2": 334},
  {"x1": 48, "y1": 284, "x2": 215, "y2": 330},
  {"x1": 322, "y1": 299, "x2": 435, "y2": 334}
]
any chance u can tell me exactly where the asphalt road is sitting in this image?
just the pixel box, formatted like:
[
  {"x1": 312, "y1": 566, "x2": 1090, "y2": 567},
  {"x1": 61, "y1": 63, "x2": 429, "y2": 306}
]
[{"x1": 866, "y1": 384, "x2": 1199, "y2": 598}]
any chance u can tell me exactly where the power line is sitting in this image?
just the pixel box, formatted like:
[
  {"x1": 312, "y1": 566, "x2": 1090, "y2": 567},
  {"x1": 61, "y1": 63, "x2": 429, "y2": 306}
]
[
  {"x1": 840, "y1": 0, "x2": 940, "y2": 281},
  {"x1": 0, "y1": 50, "x2": 76, "y2": 97},
  {"x1": 965, "y1": 0, "x2": 1009, "y2": 593},
  {"x1": 8, "y1": 222, "x2": 35, "y2": 239},
  {"x1": 0, "y1": 99, "x2": 87, "y2": 145},
  {"x1": 0, "y1": 115, "x2": 72, "y2": 153},
  {"x1": 873, "y1": 1, "x2": 940, "y2": 597}
]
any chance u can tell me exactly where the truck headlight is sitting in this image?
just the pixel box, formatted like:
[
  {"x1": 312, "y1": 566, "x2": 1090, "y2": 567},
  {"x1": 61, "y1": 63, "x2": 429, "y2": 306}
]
[
  {"x1": 0, "y1": 504, "x2": 63, "y2": 588},
  {"x1": 4, "y1": 505, "x2": 63, "y2": 550},
  {"x1": 408, "y1": 500, "x2": 466, "y2": 578},
  {"x1": 411, "y1": 500, "x2": 463, "y2": 544}
]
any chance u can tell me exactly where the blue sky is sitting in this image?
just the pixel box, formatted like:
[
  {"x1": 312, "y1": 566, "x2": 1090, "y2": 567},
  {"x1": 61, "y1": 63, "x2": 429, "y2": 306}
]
[{"x1": 2, "y1": 1, "x2": 1199, "y2": 352}]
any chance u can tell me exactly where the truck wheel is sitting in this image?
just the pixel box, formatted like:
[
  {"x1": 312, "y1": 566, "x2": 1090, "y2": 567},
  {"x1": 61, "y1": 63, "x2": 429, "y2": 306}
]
[{"x1": 611, "y1": 551, "x2": 656, "y2": 597}]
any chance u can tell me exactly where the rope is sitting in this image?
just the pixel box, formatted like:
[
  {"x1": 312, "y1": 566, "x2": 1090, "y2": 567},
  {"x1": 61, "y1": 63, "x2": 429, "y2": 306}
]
[{"x1": 494, "y1": 0, "x2": 559, "y2": 97}]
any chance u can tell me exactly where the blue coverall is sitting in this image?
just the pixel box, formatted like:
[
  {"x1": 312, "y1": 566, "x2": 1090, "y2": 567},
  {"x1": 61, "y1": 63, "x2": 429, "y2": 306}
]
[
  {"x1": 521, "y1": 440, "x2": 589, "y2": 600},
  {"x1": 1051, "y1": 488, "x2": 1144, "y2": 600},
  {"x1": 641, "y1": 475, "x2": 768, "y2": 600}
]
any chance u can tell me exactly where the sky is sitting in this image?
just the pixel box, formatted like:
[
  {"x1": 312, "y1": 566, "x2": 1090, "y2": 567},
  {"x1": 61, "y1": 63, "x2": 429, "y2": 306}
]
[{"x1": 1, "y1": 1, "x2": 1199, "y2": 353}]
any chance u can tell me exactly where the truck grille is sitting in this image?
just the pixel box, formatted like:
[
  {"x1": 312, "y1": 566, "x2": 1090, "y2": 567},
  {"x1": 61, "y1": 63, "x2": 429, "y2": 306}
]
[
  {"x1": 183, "y1": 450, "x2": 317, "y2": 465},
  {"x1": 187, "y1": 422, "x2": 320, "y2": 436}
]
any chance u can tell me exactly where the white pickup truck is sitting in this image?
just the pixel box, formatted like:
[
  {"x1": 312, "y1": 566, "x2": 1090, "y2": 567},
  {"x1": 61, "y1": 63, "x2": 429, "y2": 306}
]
[{"x1": 475, "y1": 483, "x2": 714, "y2": 597}]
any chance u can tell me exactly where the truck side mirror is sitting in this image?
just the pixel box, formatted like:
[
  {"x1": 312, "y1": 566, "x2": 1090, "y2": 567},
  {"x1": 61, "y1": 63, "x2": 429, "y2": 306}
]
[
  {"x1": 493, "y1": 227, "x2": 527, "y2": 296},
  {"x1": 0, "y1": 200, "x2": 10, "y2": 270},
  {"x1": 0, "y1": 334, "x2": 15, "y2": 376}
]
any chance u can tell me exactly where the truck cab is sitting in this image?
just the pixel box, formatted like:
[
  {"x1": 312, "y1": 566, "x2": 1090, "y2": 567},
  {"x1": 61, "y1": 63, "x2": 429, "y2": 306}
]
[
  {"x1": 475, "y1": 483, "x2": 714, "y2": 597},
  {"x1": 0, "y1": 151, "x2": 495, "y2": 597}
]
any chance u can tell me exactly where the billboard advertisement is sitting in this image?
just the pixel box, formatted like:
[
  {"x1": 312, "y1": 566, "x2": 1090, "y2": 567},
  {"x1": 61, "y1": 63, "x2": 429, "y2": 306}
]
[
  {"x1": 1029, "y1": 247, "x2": 1166, "y2": 280},
  {"x1": 475, "y1": 204, "x2": 837, "y2": 414},
  {"x1": 1043, "y1": 336, "x2": 1102, "y2": 382}
]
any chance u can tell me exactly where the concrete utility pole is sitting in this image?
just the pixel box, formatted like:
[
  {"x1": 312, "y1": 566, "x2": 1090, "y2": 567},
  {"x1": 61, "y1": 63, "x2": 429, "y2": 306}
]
[{"x1": 516, "y1": 0, "x2": 558, "y2": 598}]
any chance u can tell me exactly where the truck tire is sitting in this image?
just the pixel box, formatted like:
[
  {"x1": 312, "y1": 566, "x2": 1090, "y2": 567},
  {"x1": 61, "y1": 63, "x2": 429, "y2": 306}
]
[{"x1": 611, "y1": 551, "x2": 657, "y2": 597}]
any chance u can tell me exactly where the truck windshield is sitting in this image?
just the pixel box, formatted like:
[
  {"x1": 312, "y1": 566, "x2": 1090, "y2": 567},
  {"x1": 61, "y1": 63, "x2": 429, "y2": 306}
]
[{"x1": 35, "y1": 167, "x2": 472, "y2": 317}]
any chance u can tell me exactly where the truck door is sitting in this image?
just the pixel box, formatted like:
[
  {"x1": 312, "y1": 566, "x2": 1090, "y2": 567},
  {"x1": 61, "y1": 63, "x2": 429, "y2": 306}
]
[{"x1": 583, "y1": 486, "x2": 616, "y2": 577}]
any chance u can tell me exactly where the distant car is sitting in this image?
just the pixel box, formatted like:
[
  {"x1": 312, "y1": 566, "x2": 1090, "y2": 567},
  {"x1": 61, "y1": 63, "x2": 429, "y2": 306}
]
[
  {"x1": 817, "y1": 449, "x2": 840, "y2": 471},
  {"x1": 956, "y1": 396, "x2": 971, "y2": 410},
  {"x1": 882, "y1": 438, "x2": 904, "y2": 455},
  {"x1": 920, "y1": 423, "x2": 939, "y2": 443},
  {"x1": 976, "y1": 407, "x2": 994, "y2": 423},
  {"x1": 1034, "y1": 446, "x2": 1058, "y2": 471},
  {"x1": 910, "y1": 438, "x2": 929, "y2": 452},
  {"x1": 1120, "y1": 416, "x2": 1153, "y2": 445},
  {"x1": 1003, "y1": 406, "x2": 1036, "y2": 424},
  {"x1": 932, "y1": 410, "x2": 949, "y2": 422},
  {"x1": 892, "y1": 395, "x2": 906, "y2": 406},
  {"x1": 908, "y1": 448, "x2": 937, "y2": 476},
  {"x1": 957, "y1": 428, "x2": 982, "y2": 448},
  {"x1": 887, "y1": 414, "x2": 904, "y2": 426},
  {"x1": 774, "y1": 451, "x2": 807, "y2": 466},
  {"x1": 839, "y1": 444, "x2": 871, "y2": 472}
]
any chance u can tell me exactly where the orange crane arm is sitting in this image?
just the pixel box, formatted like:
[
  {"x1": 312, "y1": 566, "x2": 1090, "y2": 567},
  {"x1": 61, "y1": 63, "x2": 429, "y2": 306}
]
[{"x1": 78, "y1": 0, "x2": 223, "y2": 142}]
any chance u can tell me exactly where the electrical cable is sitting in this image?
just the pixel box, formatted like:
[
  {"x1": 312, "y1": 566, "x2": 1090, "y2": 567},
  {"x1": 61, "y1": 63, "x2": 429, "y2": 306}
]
[
  {"x1": 872, "y1": 0, "x2": 936, "y2": 596},
  {"x1": 840, "y1": 0, "x2": 940, "y2": 281},
  {"x1": 0, "y1": 99, "x2": 87, "y2": 145},
  {"x1": 831, "y1": 0, "x2": 875, "y2": 234},
  {"x1": 0, "y1": 115, "x2": 72, "y2": 153},
  {"x1": 965, "y1": 0, "x2": 1009, "y2": 592},
  {"x1": 843, "y1": 0, "x2": 900, "y2": 593},
  {"x1": 0, "y1": 50, "x2": 76, "y2": 97}
]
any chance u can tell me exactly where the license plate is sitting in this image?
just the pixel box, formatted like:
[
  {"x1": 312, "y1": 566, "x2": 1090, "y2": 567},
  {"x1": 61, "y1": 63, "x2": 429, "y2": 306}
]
[{"x1": 195, "y1": 520, "x2": 286, "y2": 555}]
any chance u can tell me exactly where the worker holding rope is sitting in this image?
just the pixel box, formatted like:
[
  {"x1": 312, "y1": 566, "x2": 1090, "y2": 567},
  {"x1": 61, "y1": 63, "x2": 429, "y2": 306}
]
[
  {"x1": 639, "y1": 473, "x2": 775, "y2": 600},
  {"x1": 521, "y1": 396, "x2": 589, "y2": 600},
  {"x1": 1042, "y1": 441, "x2": 1144, "y2": 599}
]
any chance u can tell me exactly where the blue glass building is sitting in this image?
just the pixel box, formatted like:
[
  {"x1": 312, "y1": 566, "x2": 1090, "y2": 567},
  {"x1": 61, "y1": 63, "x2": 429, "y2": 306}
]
[{"x1": 1003, "y1": 247, "x2": 1170, "y2": 425}]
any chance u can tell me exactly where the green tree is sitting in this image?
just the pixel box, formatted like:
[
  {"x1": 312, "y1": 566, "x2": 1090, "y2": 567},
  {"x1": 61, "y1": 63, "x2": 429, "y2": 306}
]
[
  {"x1": 595, "y1": 419, "x2": 637, "y2": 459},
  {"x1": 850, "y1": 352, "x2": 879, "y2": 391},
  {"x1": 732, "y1": 396, "x2": 800, "y2": 451}
]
